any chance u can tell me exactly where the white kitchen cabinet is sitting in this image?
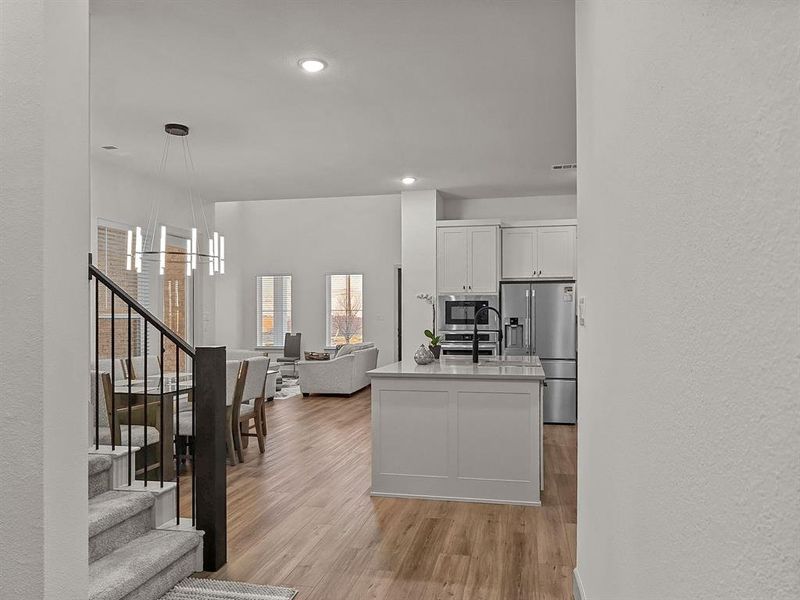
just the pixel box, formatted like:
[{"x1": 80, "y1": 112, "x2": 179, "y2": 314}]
[
  {"x1": 537, "y1": 226, "x2": 576, "y2": 278},
  {"x1": 437, "y1": 226, "x2": 498, "y2": 293},
  {"x1": 468, "y1": 227, "x2": 498, "y2": 292},
  {"x1": 502, "y1": 225, "x2": 576, "y2": 280},
  {"x1": 501, "y1": 228, "x2": 538, "y2": 279},
  {"x1": 437, "y1": 227, "x2": 470, "y2": 292}
]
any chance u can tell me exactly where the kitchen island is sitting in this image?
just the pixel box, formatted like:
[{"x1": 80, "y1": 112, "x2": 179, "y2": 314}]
[{"x1": 367, "y1": 355, "x2": 546, "y2": 506}]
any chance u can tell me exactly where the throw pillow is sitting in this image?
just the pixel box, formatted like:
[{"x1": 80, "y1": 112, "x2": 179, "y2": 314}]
[{"x1": 336, "y1": 344, "x2": 355, "y2": 358}]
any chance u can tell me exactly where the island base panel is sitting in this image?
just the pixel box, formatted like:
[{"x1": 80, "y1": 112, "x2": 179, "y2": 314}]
[{"x1": 371, "y1": 377, "x2": 541, "y2": 506}]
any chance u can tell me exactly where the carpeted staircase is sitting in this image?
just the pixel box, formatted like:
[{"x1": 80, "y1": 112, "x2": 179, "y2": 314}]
[{"x1": 88, "y1": 454, "x2": 203, "y2": 600}]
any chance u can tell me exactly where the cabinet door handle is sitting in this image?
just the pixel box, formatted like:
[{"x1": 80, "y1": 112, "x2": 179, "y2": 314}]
[{"x1": 538, "y1": 270, "x2": 542, "y2": 276}]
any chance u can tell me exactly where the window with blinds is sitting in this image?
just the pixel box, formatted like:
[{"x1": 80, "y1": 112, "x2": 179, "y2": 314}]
[
  {"x1": 96, "y1": 224, "x2": 150, "y2": 358},
  {"x1": 256, "y1": 275, "x2": 292, "y2": 347},
  {"x1": 326, "y1": 274, "x2": 363, "y2": 347}
]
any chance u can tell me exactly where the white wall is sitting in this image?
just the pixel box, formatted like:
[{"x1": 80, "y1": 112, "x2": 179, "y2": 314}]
[
  {"x1": 400, "y1": 190, "x2": 442, "y2": 361},
  {"x1": 441, "y1": 194, "x2": 576, "y2": 221},
  {"x1": 575, "y1": 3, "x2": 799, "y2": 599},
  {"x1": 0, "y1": 1, "x2": 90, "y2": 597},
  {"x1": 91, "y1": 156, "x2": 216, "y2": 344},
  {"x1": 215, "y1": 195, "x2": 401, "y2": 365}
]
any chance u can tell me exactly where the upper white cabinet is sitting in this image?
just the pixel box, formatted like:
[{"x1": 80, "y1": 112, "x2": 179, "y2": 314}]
[
  {"x1": 437, "y1": 226, "x2": 498, "y2": 293},
  {"x1": 501, "y1": 228, "x2": 538, "y2": 279},
  {"x1": 468, "y1": 227, "x2": 499, "y2": 293},
  {"x1": 437, "y1": 227, "x2": 470, "y2": 293},
  {"x1": 537, "y1": 227, "x2": 576, "y2": 278},
  {"x1": 501, "y1": 226, "x2": 576, "y2": 279}
]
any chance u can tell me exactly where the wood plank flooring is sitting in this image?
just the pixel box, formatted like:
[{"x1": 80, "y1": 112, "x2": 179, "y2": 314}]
[{"x1": 184, "y1": 387, "x2": 577, "y2": 599}]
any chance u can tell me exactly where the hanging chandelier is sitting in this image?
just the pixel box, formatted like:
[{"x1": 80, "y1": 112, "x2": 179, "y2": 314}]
[{"x1": 126, "y1": 123, "x2": 224, "y2": 277}]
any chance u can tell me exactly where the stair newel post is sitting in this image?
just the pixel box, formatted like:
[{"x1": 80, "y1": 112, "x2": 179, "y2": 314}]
[
  {"x1": 175, "y1": 341, "x2": 180, "y2": 525},
  {"x1": 111, "y1": 291, "x2": 116, "y2": 450},
  {"x1": 127, "y1": 304, "x2": 132, "y2": 487},
  {"x1": 191, "y1": 353, "x2": 197, "y2": 527},
  {"x1": 160, "y1": 332, "x2": 165, "y2": 488},
  {"x1": 95, "y1": 276, "x2": 100, "y2": 450},
  {"x1": 143, "y1": 323, "x2": 148, "y2": 485},
  {"x1": 194, "y1": 346, "x2": 227, "y2": 571}
]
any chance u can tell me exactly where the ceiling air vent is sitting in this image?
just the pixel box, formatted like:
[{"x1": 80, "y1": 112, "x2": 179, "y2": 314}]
[{"x1": 551, "y1": 163, "x2": 577, "y2": 171}]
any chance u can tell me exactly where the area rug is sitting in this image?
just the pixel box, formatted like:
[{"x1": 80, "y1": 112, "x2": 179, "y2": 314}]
[
  {"x1": 274, "y1": 383, "x2": 301, "y2": 400},
  {"x1": 160, "y1": 578, "x2": 297, "y2": 599}
]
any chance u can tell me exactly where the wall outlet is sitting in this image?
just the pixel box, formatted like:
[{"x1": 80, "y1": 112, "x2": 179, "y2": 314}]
[{"x1": 578, "y1": 296, "x2": 586, "y2": 326}]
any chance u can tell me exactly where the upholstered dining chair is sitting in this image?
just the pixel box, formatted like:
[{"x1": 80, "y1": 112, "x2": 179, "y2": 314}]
[
  {"x1": 97, "y1": 358, "x2": 127, "y2": 382},
  {"x1": 128, "y1": 354, "x2": 161, "y2": 380},
  {"x1": 90, "y1": 370, "x2": 161, "y2": 478},
  {"x1": 178, "y1": 359, "x2": 243, "y2": 466},
  {"x1": 233, "y1": 357, "x2": 269, "y2": 460}
]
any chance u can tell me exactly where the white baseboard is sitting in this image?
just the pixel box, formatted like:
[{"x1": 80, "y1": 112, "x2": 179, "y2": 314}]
[
  {"x1": 573, "y1": 568, "x2": 586, "y2": 600},
  {"x1": 370, "y1": 490, "x2": 541, "y2": 507}
]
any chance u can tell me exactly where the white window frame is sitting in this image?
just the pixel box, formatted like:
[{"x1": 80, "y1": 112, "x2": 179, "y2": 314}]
[
  {"x1": 256, "y1": 274, "x2": 293, "y2": 349},
  {"x1": 325, "y1": 273, "x2": 364, "y2": 349}
]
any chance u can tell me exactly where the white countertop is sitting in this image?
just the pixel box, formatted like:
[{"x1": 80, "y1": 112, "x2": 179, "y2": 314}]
[{"x1": 368, "y1": 355, "x2": 546, "y2": 381}]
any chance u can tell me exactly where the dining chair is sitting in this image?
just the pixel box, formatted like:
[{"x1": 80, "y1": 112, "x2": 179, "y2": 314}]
[
  {"x1": 276, "y1": 333, "x2": 301, "y2": 377},
  {"x1": 97, "y1": 358, "x2": 127, "y2": 381},
  {"x1": 90, "y1": 370, "x2": 162, "y2": 478},
  {"x1": 128, "y1": 354, "x2": 161, "y2": 380},
  {"x1": 233, "y1": 357, "x2": 269, "y2": 460},
  {"x1": 177, "y1": 359, "x2": 244, "y2": 466}
]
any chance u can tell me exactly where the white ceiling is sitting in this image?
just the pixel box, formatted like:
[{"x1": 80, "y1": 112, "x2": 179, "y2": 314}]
[{"x1": 90, "y1": 1, "x2": 576, "y2": 202}]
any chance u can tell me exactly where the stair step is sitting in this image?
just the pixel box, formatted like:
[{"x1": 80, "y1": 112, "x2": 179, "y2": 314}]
[
  {"x1": 89, "y1": 491, "x2": 155, "y2": 562},
  {"x1": 89, "y1": 529, "x2": 202, "y2": 600},
  {"x1": 89, "y1": 455, "x2": 114, "y2": 498},
  {"x1": 89, "y1": 454, "x2": 113, "y2": 476}
]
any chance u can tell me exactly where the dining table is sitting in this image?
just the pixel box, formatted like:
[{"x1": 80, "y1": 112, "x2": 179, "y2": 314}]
[{"x1": 113, "y1": 374, "x2": 193, "y2": 480}]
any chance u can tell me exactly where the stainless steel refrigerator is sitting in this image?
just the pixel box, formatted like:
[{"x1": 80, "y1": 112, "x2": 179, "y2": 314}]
[{"x1": 500, "y1": 282, "x2": 577, "y2": 424}]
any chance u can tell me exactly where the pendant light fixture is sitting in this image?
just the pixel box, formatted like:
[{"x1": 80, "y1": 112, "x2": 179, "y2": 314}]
[{"x1": 126, "y1": 123, "x2": 224, "y2": 277}]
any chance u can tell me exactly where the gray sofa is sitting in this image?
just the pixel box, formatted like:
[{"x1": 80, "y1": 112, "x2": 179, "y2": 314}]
[{"x1": 297, "y1": 343, "x2": 379, "y2": 396}]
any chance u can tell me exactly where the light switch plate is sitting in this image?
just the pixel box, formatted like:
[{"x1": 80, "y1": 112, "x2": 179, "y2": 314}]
[{"x1": 578, "y1": 296, "x2": 586, "y2": 326}]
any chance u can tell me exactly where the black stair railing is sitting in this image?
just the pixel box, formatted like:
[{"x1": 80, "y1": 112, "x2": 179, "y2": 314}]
[{"x1": 88, "y1": 253, "x2": 226, "y2": 571}]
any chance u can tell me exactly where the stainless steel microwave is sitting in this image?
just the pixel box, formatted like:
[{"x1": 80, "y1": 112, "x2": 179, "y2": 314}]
[{"x1": 437, "y1": 294, "x2": 499, "y2": 331}]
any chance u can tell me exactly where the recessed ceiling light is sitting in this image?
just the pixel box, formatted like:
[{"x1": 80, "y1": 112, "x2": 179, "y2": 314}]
[
  {"x1": 401, "y1": 176, "x2": 417, "y2": 185},
  {"x1": 299, "y1": 58, "x2": 327, "y2": 73},
  {"x1": 101, "y1": 145, "x2": 118, "y2": 150}
]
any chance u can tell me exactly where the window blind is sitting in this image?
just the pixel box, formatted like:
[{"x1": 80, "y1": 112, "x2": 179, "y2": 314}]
[
  {"x1": 256, "y1": 275, "x2": 292, "y2": 347},
  {"x1": 326, "y1": 274, "x2": 363, "y2": 346},
  {"x1": 96, "y1": 224, "x2": 150, "y2": 358}
]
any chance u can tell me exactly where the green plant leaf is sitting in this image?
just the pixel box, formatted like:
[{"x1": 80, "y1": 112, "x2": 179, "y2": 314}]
[{"x1": 424, "y1": 329, "x2": 435, "y2": 339}]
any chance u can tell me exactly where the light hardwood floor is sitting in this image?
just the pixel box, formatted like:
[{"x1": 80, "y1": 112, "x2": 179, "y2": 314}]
[{"x1": 185, "y1": 386, "x2": 577, "y2": 599}]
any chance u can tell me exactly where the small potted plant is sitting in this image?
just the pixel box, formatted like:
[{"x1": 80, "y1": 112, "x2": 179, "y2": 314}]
[
  {"x1": 416, "y1": 293, "x2": 441, "y2": 360},
  {"x1": 425, "y1": 329, "x2": 441, "y2": 360}
]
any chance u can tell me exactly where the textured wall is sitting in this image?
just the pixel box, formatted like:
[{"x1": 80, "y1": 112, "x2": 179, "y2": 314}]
[
  {"x1": 401, "y1": 190, "x2": 442, "y2": 361},
  {"x1": 441, "y1": 194, "x2": 577, "y2": 221},
  {"x1": 0, "y1": 1, "x2": 90, "y2": 598},
  {"x1": 575, "y1": 2, "x2": 800, "y2": 599},
  {"x1": 0, "y1": 2, "x2": 46, "y2": 594},
  {"x1": 215, "y1": 195, "x2": 401, "y2": 364}
]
